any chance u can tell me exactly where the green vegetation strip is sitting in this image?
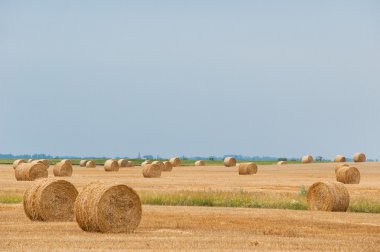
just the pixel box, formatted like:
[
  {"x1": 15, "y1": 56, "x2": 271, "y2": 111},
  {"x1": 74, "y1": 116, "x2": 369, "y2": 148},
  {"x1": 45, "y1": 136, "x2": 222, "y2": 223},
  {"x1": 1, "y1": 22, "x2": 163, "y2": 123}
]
[{"x1": 2, "y1": 189, "x2": 379, "y2": 213}]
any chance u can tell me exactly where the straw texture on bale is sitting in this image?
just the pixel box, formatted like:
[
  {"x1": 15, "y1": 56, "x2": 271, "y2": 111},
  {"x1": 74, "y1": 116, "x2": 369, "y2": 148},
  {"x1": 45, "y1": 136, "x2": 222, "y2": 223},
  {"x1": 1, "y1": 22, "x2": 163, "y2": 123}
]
[
  {"x1": 80, "y1": 160, "x2": 88, "y2": 167},
  {"x1": 238, "y1": 163, "x2": 258, "y2": 175},
  {"x1": 32, "y1": 159, "x2": 49, "y2": 168},
  {"x1": 307, "y1": 182, "x2": 350, "y2": 212},
  {"x1": 301, "y1": 155, "x2": 313, "y2": 164},
  {"x1": 169, "y1": 157, "x2": 181, "y2": 167},
  {"x1": 142, "y1": 164, "x2": 161, "y2": 178},
  {"x1": 13, "y1": 159, "x2": 26, "y2": 169},
  {"x1": 277, "y1": 161, "x2": 287, "y2": 165},
  {"x1": 335, "y1": 163, "x2": 350, "y2": 174},
  {"x1": 152, "y1": 161, "x2": 165, "y2": 171},
  {"x1": 53, "y1": 161, "x2": 73, "y2": 177},
  {"x1": 126, "y1": 161, "x2": 134, "y2": 167},
  {"x1": 74, "y1": 181, "x2": 142, "y2": 233},
  {"x1": 104, "y1": 160, "x2": 119, "y2": 172},
  {"x1": 60, "y1": 159, "x2": 72, "y2": 166},
  {"x1": 354, "y1": 153, "x2": 366, "y2": 163},
  {"x1": 195, "y1": 160, "x2": 205, "y2": 166},
  {"x1": 336, "y1": 166, "x2": 360, "y2": 184},
  {"x1": 23, "y1": 178, "x2": 78, "y2": 221},
  {"x1": 141, "y1": 160, "x2": 152, "y2": 166},
  {"x1": 162, "y1": 161, "x2": 173, "y2": 171},
  {"x1": 118, "y1": 159, "x2": 128, "y2": 168},
  {"x1": 86, "y1": 160, "x2": 96, "y2": 168},
  {"x1": 334, "y1": 155, "x2": 346, "y2": 162},
  {"x1": 15, "y1": 163, "x2": 48, "y2": 181},
  {"x1": 224, "y1": 157, "x2": 237, "y2": 167}
]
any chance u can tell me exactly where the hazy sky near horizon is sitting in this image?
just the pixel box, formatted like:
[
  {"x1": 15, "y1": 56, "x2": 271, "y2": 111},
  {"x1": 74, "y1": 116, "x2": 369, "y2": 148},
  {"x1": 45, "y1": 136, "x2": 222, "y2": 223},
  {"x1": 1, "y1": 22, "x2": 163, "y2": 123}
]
[{"x1": 1, "y1": 1, "x2": 379, "y2": 159}]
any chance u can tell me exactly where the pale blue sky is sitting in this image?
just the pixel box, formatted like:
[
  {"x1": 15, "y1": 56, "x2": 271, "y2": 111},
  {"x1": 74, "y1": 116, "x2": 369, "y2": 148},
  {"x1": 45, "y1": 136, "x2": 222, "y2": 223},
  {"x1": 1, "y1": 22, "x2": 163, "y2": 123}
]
[{"x1": 1, "y1": 1, "x2": 379, "y2": 159}]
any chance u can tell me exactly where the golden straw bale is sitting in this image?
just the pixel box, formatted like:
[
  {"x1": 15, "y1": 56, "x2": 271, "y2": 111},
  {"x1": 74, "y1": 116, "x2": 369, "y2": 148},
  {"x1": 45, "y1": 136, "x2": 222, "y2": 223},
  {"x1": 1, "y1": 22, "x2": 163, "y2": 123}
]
[
  {"x1": 334, "y1": 155, "x2": 346, "y2": 162},
  {"x1": 238, "y1": 163, "x2": 258, "y2": 175},
  {"x1": 74, "y1": 181, "x2": 142, "y2": 233},
  {"x1": 169, "y1": 157, "x2": 181, "y2": 167},
  {"x1": 60, "y1": 159, "x2": 72, "y2": 166},
  {"x1": 335, "y1": 163, "x2": 350, "y2": 174},
  {"x1": 353, "y1": 153, "x2": 366, "y2": 162},
  {"x1": 118, "y1": 159, "x2": 128, "y2": 168},
  {"x1": 195, "y1": 160, "x2": 205, "y2": 166},
  {"x1": 162, "y1": 161, "x2": 173, "y2": 171},
  {"x1": 104, "y1": 160, "x2": 119, "y2": 172},
  {"x1": 79, "y1": 160, "x2": 88, "y2": 167},
  {"x1": 13, "y1": 159, "x2": 26, "y2": 169},
  {"x1": 86, "y1": 160, "x2": 96, "y2": 168},
  {"x1": 142, "y1": 164, "x2": 161, "y2": 178},
  {"x1": 277, "y1": 161, "x2": 287, "y2": 165},
  {"x1": 23, "y1": 178, "x2": 78, "y2": 221},
  {"x1": 15, "y1": 163, "x2": 48, "y2": 181},
  {"x1": 301, "y1": 155, "x2": 313, "y2": 164},
  {"x1": 224, "y1": 157, "x2": 237, "y2": 167},
  {"x1": 336, "y1": 166, "x2": 360, "y2": 184},
  {"x1": 32, "y1": 159, "x2": 49, "y2": 168},
  {"x1": 53, "y1": 161, "x2": 73, "y2": 177},
  {"x1": 152, "y1": 161, "x2": 165, "y2": 171},
  {"x1": 307, "y1": 182, "x2": 349, "y2": 212}
]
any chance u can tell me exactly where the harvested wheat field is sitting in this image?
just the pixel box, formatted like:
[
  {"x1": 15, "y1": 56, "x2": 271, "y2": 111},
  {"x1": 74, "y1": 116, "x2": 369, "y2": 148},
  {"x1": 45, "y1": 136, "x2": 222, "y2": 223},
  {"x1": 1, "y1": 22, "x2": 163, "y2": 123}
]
[{"x1": 1, "y1": 162, "x2": 380, "y2": 251}]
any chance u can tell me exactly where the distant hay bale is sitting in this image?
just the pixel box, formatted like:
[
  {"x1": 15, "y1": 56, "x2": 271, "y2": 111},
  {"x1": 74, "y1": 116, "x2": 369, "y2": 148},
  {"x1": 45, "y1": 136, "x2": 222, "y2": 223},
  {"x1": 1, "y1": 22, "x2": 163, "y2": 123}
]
[
  {"x1": 238, "y1": 163, "x2": 258, "y2": 175},
  {"x1": 336, "y1": 166, "x2": 360, "y2": 184},
  {"x1": 23, "y1": 178, "x2": 78, "y2": 221},
  {"x1": 334, "y1": 155, "x2": 346, "y2": 162},
  {"x1": 32, "y1": 159, "x2": 49, "y2": 168},
  {"x1": 169, "y1": 157, "x2": 181, "y2": 167},
  {"x1": 126, "y1": 161, "x2": 134, "y2": 167},
  {"x1": 15, "y1": 163, "x2": 48, "y2": 181},
  {"x1": 335, "y1": 163, "x2": 350, "y2": 174},
  {"x1": 53, "y1": 161, "x2": 73, "y2": 177},
  {"x1": 104, "y1": 159, "x2": 119, "y2": 172},
  {"x1": 86, "y1": 160, "x2": 96, "y2": 168},
  {"x1": 75, "y1": 181, "x2": 142, "y2": 233},
  {"x1": 195, "y1": 160, "x2": 205, "y2": 166},
  {"x1": 162, "y1": 161, "x2": 173, "y2": 172},
  {"x1": 277, "y1": 161, "x2": 287, "y2": 165},
  {"x1": 118, "y1": 159, "x2": 128, "y2": 168},
  {"x1": 27, "y1": 159, "x2": 33, "y2": 163},
  {"x1": 141, "y1": 160, "x2": 152, "y2": 166},
  {"x1": 79, "y1": 160, "x2": 88, "y2": 167},
  {"x1": 307, "y1": 182, "x2": 350, "y2": 212},
  {"x1": 152, "y1": 161, "x2": 165, "y2": 171},
  {"x1": 142, "y1": 164, "x2": 161, "y2": 178},
  {"x1": 224, "y1": 157, "x2": 237, "y2": 167},
  {"x1": 353, "y1": 153, "x2": 366, "y2": 162},
  {"x1": 13, "y1": 159, "x2": 26, "y2": 169},
  {"x1": 301, "y1": 155, "x2": 313, "y2": 164}
]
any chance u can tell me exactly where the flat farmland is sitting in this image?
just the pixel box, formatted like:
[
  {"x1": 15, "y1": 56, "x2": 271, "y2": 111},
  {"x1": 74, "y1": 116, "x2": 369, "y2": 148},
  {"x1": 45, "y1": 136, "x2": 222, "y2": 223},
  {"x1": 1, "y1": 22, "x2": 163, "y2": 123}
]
[{"x1": 1, "y1": 162, "x2": 380, "y2": 251}]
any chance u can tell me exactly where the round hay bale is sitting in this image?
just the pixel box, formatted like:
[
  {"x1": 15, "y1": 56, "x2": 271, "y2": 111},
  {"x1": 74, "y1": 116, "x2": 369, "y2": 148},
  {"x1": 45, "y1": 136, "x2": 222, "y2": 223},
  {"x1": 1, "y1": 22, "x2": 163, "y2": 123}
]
[
  {"x1": 152, "y1": 161, "x2": 165, "y2": 171},
  {"x1": 23, "y1": 178, "x2": 78, "y2": 221},
  {"x1": 104, "y1": 159, "x2": 119, "y2": 172},
  {"x1": 74, "y1": 181, "x2": 142, "y2": 233},
  {"x1": 335, "y1": 163, "x2": 350, "y2": 174},
  {"x1": 53, "y1": 161, "x2": 73, "y2": 177},
  {"x1": 86, "y1": 160, "x2": 96, "y2": 168},
  {"x1": 142, "y1": 164, "x2": 161, "y2": 178},
  {"x1": 224, "y1": 157, "x2": 237, "y2": 167},
  {"x1": 13, "y1": 159, "x2": 26, "y2": 169},
  {"x1": 118, "y1": 159, "x2": 128, "y2": 168},
  {"x1": 141, "y1": 160, "x2": 152, "y2": 166},
  {"x1": 334, "y1": 155, "x2": 346, "y2": 162},
  {"x1": 79, "y1": 160, "x2": 88, "y2": 167},
  {"x1": 169, "y1": 157, "x2": 181, "y2": 167},
  {"x1": 353, "y1": 153, "x2": 366, "y2": 163},
  {"x1": 31, "y1": 159, "x2": 49, "y2": 168},
  {"x1": 307, "y1": 182, "x2": 350, "y2": 212},
  {"x1": 336, "y1": 166, "x2": 360, "y2": 184},
  {"x1": 15, "y1": 163, "x2": 48, "y2": 181},
  {"x1": 195, "y1": 160, "x2": 205, "y2": 166},
  {"x1": 301, "y1": 155, "x2": 313, "y2": 164},
  {"x1": 27, "y1": 159, "x2": 33, "y2": 163},
  {"x1": 277, "y1": 161, "x2": 287, "y2": 165},
  {"x1": 238, "y1": 163, "x2": 258, "y2": 175},
  {"x1": 60, "y1": 159, "x2": 72, "y2": 166},
  {"x1": 162, "y1": 161, "x2": 173, "y2": 172},
  {"x1": 126, "y1": 161, "x2": 134, "y2": 167}
]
